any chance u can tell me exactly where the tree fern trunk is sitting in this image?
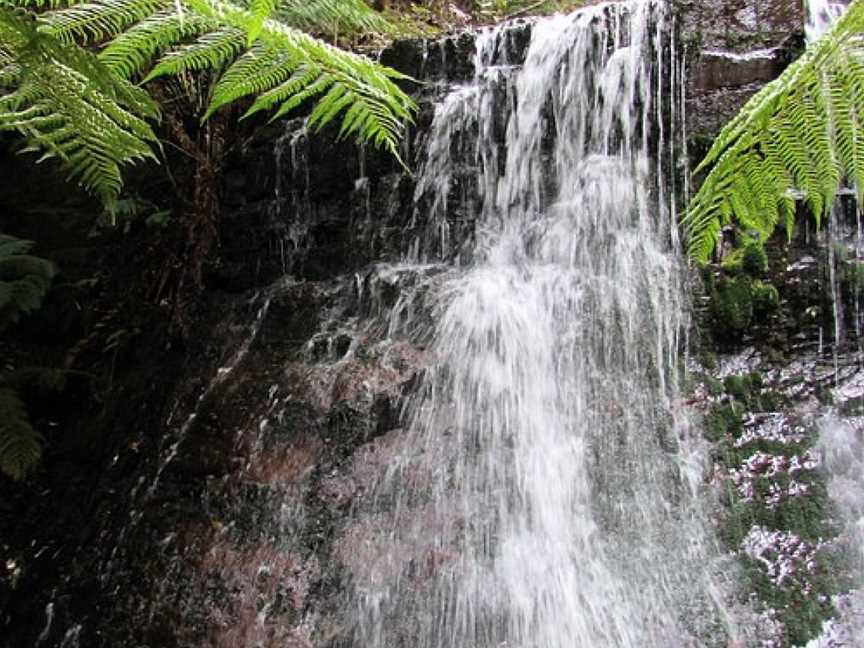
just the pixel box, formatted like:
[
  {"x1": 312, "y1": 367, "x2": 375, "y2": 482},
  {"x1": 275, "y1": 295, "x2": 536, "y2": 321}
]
[
  {"x1": 176, "y1": 114, "x2": 225, "y2": 337},
  {"x1": 154, "y1": 85, "x2": 230, "y2": 339}
]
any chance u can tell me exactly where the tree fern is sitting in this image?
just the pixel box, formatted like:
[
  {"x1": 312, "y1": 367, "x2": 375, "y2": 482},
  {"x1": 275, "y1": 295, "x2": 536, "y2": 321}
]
[
  {"x1": 0, "y1": 368, "x2": 95, "y2": 481},
  {"x1": 39, "y1": 0, "x2": 170, "y2": 45},
  {"x1": 0, "y1": 386, "x2": 42, "y2": 480},
  {"x1": 275, "y1": 0, "x2": 394, "y2": 35},
  {"x1": 0, "y1": 0, "x2": 415, "y2": 204},
  {"x1": 683, "y1": 0, "x2": 864, "y2": 262},
  {"x1": 247, "y1": 0, "x2": 275, "y2": 43},
  {"x1": 99, "y1": 8, "x2": 215, "y2": 78},
  {"x1": 0, "y1": 7, "x2": 161, "y2": 207},
  {"x1": 0, "y1": 233, "x2": 55, "y2": 333}
]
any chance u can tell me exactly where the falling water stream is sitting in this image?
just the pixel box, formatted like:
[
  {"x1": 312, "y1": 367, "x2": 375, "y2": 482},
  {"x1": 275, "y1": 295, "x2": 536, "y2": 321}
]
[
  {"x1": 805, "y1": 0, "x2": 847, "y2": 43},
  {"x1": 344, "y1": 2, "x2": 722, "y2": 646}
]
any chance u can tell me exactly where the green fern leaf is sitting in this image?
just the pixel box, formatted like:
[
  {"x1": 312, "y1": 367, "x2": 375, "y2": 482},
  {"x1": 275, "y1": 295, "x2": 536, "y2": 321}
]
[
  {"x1": 0, "y1": 233, "x2": 55, "y2": 333},
  {"x1": 685, "y1": 0, "x2": 864, "y2": 262},
  {"x1": 144, "y1": 25, "x2": 246, "y2": 79},
  {"x1": 183, "y1": 0, "x2": 415, "y2": 157},
  {"x1": 277, "y1": 0, "x2": 394, "y2": 35},
  {"x1": 39, "y1": 0, "x2": 172, "y2": 45},
  {"x1": 0, "y1": 387, "x2": 43, "y2": 481},
  {"x1": 0, "y1": 9, "x2": 160, "y2": 206},
  {"x1": 0, "y1": 387, "x2": 43, "y2": 480},
  {"x1": 99, "y1": 8, "x2": 215, "y2": 78},
  {"x1": 246, "y1": 0, "x2": 275, "y2": 44}
]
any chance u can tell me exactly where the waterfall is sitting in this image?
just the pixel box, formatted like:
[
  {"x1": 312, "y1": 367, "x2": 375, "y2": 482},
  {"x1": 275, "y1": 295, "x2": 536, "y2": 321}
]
[
  {"x1": 805, "y1": 0, "x2": 847, "y2": 43},
  {"x1": 344, "y1": 2, "x2": 722, "y2": 646}
]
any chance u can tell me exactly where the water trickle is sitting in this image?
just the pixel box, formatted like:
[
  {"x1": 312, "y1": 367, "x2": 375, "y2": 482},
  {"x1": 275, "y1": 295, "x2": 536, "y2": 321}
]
[
  {"x1": 346, "y1": 2, "x2": 721, "y2": 646},
  {"x1": 271, "y1": 120, "x2": 311, "y2": 275},
  {"x1": 828, "y1": 212, "x2": 845, "y2": 382},
  {"x1": 805, "y1": 0, "x2": 847, "y2": 43}
]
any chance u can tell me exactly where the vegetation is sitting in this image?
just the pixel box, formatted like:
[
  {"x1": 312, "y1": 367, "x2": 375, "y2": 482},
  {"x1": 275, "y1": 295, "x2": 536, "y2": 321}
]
[
  {"x1": 0, "y1": 233, "x2": 54, "y2": 333},
  {"x1": 0, "y1": 233, "x2": 55, "y2": 480},
  {"x1": 0, "y1": 0, "x2": 416, "y2": 207},
  {"x1": 683, "y1": 0, "x2": 864, "y2": 262},
  {"x1": 698, "y1": 373, "x2": 843, "y2": 645}
]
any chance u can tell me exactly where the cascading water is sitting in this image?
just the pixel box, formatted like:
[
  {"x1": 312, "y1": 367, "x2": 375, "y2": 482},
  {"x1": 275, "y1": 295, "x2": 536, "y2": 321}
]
[
  {"x1": 805, "y1": 0, "x2": 847, "y2": 43},
  {"x1": 344, "y1": 2, "x2": 723, "y2": 646}
]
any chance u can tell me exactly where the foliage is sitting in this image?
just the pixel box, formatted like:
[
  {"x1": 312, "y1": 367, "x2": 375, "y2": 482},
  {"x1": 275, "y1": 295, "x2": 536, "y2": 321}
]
[
  {"x1": 0, "y1": 385, "x2": 41, "y2": 480},
  {"x1": 0, "y1": 8, "x2": 161, "y2": 207},
  {"x1": 697, "y1": 371, "x2": 842, "y2": 644},
  {"x1": 0, "y1": 0, "x2": 417, "y2": 206},
  {"x1": 710, "y1": 275, "x2": 754, "y2": 335},
  {"x1": 0, "y1": 232, "x2": 55, "y2": 333},
  {"x1": 751, "y1": 280, "x2": 780, "y2": 317},
  {"x1": 721, "y1": 240, "x2": 769, "y2": 276},
  {"x1": 467, "y1": 0, "x2": 582, "y2": 19},
  {"x1": 683, "y1": 0, "x2": 864, "y2": 262},
  {"x1": 275, "y1": 0, "x2": 394, "y2": 36},
  {"x1": 0, "y1": 232, "x2": 57, "y2": 481}
]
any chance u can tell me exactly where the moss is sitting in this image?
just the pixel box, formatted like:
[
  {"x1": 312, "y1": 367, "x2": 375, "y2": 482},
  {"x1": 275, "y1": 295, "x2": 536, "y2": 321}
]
[
  {"x1": 748, "y1": 371, "x2": 763, "y2": 389},
  {"x1": 724, "y1": 374, "x2": 753, "y2": 402},
  {"x1": 744, "y1": 557, "x2": 836, "y2": 647},
  {"x1": 703, "y1": 403, "x2": 743, "y2": 442},
  {"x1": 699, "y1": 351, "x2": 717, "y2": 371},
  {"x1": 741, "y1": 241, "x2": 768, "y2": 275},
  {"x1": 755, "y1": 389, "x2": 785, "y2": 412},
  {"x1": 703, "y1": 374, "x2": 724, "y2": 396},
  {"x1": 709, "y1": 410, "x2": 843, "y2": 646},
  {"x1": 720, "y1": 240, "x2": 768, "y2": 277},
  {"x1": 752, "y1": 280, "x2": 780, "y2": 319},
  {"x1": 710, "y1": 275, "x2": 753, "y2": 336}
]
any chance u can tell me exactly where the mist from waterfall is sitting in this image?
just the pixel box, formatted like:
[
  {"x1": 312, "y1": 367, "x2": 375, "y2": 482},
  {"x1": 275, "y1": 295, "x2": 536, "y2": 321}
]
[
  {"x1": 343, "y1": 2, "x2": 726, "y2": 646},
  {"x1": 805, "y1": 0, "x2": 847, "y2": 43}
]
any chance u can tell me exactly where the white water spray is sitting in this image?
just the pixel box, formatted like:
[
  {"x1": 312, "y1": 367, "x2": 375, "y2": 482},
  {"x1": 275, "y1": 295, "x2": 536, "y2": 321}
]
[
  {"x1": 805, "y1": 0, "x2": 847, "y2": 43},
  {"x1": 346, "y1": 2, "x2": 723, "y2": 646}
]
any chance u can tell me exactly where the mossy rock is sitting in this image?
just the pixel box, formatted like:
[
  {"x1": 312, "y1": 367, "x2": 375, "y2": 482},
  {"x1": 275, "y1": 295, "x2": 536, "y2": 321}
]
[
  {"x1": 702, "y1": 374, "x2": 724, "y2": 396},
  {"x1": 710, "y1": 275, "x2": 753, "y2": 337},
  {"x1": 721, "y1": 240, "x2": 768, "y2": 277},
  {"x1": 699, "y1": 351, "x2": 717, "y2": 371},
  {"x1": 741, "y1": 241, "x2": 768, "y2": 275},
  {"x1": 703, "y1": 403, "x2": 743, "y2": 442},
  {"x1": 752, "y1": 280, "x2": 780, "y2": 319},
  {"x1": 724, "y1": 374, "x2": 753, "y2": 402}
]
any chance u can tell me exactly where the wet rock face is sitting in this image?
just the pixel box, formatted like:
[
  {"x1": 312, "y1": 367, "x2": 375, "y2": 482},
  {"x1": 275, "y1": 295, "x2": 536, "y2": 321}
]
[
  {"x1": 216, "y1": 22, "x2": 534, "y2": 292},
  {"x1": 675, "y1": 0, "x2": 805, "y2": 142},
  {"x1": 677, "y1": 0, "x2": 803, "y2": 51},
  {"x1": 689, "y1": 194, "x2": 863, "y2": 644}
]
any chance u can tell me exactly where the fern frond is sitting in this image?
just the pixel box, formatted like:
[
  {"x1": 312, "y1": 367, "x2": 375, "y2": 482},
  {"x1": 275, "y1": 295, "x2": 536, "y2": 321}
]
[
  {"x1": 0, "y1": 387, "x2": 42, "y2": 481},
  {"x1": 178, "y1": 0, "x2": 415, "y2": 158},
  {"x1": 0, "y1": 233, "x2": 55, "y2": 333},
  {"x1": 39, "y1": 0, "x2": 170, "y2": 45},
  {"x1": 2, "y1": 0, "x2": 83, "y2": 9},
  {"x1": 685, "y1": 0, "x2": 864, "y2": 261},
  {"x1": 143, "y1": 24, "x2": 246, "y2": 79},
  {"x1": 99, "y1": 8, "x2": 215, "y2": 78},
  {"x1": 276, "y1": 0, "x2": 394, "y2": 35},
  {"x1": 0, "y1": 9, "x2": 160, "y2": 206},
  {"x1": 2, "y1": 0, "x2": 414, "y2": 202},
  {"x1": 206, "y1": 42, "x2": 294, "y2": 115},
  {"x1": 246, "y1": 0, "x2": 274, "y2": 44}
]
